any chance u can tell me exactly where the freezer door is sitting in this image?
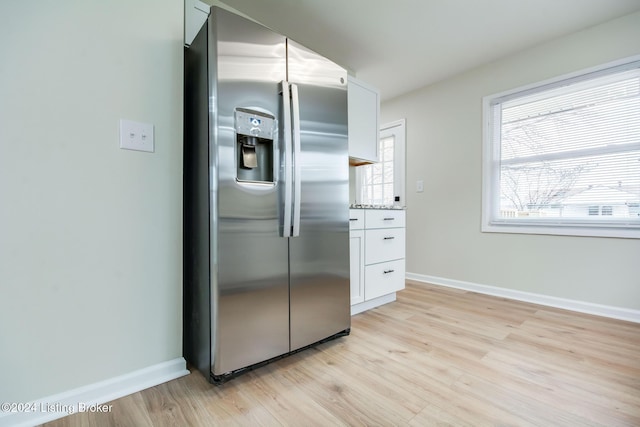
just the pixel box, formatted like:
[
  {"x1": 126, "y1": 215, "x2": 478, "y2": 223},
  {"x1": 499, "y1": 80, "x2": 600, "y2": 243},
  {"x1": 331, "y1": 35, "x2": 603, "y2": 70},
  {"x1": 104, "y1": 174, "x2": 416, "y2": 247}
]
[
  {"x1": 210, "y1": 8, "x2": 290, "y2": 376},
  {"x1": 287, "y1": 40, "x2": 351, "y2": 350}
]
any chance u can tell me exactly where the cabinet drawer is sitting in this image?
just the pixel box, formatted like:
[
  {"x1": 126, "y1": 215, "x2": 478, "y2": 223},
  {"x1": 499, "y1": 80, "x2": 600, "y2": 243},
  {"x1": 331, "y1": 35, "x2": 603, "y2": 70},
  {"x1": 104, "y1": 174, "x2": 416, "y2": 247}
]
[
  {"x1": 365, "y1": 259, "x2": 405, "y2": 300},
  {"x1": 349, "y1": 209, "x2": 365, "y2": 231},
  {"x1": 365, "y1": 228, "x2": 405, "y2": 265},
  {"x1": 365, "y1": 209, "x2": 405, "y2": 229}
]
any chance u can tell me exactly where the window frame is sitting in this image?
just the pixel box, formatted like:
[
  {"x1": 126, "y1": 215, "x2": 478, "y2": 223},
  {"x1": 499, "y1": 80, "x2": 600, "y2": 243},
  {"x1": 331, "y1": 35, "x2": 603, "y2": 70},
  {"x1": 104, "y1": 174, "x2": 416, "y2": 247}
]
[{"x1": 481, "y1": 55, "x2": 640, "y2": 239}]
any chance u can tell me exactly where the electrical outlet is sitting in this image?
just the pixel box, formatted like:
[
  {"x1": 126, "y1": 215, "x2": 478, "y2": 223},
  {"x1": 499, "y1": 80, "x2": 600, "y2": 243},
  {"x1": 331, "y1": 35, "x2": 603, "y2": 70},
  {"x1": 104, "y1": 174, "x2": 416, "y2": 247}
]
[{"x1": 119, "y1": 119, "x2": 154, "y2": 153}]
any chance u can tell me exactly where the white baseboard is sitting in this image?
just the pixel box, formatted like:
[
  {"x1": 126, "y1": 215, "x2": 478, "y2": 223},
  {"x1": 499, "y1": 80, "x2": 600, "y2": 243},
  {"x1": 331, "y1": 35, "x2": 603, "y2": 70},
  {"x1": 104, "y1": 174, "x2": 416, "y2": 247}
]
[
  {"x1": 0, "y1": 357, "x2": 190, "y2": 427},
  {"x1": 406, "y1": 272, "x2": 640, "y2": 324}
]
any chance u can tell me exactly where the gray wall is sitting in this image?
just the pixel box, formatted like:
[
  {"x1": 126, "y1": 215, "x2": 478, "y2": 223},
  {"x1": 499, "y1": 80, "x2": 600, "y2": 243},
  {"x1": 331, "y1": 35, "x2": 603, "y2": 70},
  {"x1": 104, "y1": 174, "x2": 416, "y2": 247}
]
[
  {"x1": 382, "y1": 11, "x2": 640, "y2": 310},
  {"x1": 0, "y1": 1, "x2": 183, "y2": 402}
]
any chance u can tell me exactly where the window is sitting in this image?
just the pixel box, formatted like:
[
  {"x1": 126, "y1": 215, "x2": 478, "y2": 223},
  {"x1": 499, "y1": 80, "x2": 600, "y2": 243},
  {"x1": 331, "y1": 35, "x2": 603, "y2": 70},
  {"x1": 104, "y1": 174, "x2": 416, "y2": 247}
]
[
  {"x1": 482, "y1": 57, "x2": 640, "y2": 238},
  {"x1": 356, "y1": 120, "x2": 406, "y2": 206}
]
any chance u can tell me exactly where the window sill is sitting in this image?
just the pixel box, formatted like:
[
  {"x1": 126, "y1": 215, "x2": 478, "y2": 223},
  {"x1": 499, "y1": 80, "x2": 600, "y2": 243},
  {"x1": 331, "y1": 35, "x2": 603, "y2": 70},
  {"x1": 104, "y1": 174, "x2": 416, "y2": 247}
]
[{"x1": 482, "y1": 222, "x2": 640, "y2": 239}]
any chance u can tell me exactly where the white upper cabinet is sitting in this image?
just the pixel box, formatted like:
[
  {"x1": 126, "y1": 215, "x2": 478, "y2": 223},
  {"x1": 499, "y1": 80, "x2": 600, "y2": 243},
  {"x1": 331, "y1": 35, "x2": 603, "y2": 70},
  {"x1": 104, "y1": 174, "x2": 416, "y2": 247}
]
[
  {"x1": 348, "y1": 75, "x2": 380, "y2": 165},
  {"x1": 185, "y1": 0, "x2": 210, "y2": 46}
]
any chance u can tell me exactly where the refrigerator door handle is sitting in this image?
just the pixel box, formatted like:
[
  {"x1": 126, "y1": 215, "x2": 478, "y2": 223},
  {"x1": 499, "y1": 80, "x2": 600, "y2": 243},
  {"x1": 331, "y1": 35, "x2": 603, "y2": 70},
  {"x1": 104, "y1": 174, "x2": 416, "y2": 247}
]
[
  {"x1": 281, "y1": 81, "x2": 293, "y2": 237},
  {"x1": 291, "y1": 83, "x2": 302, "y2": 237}
]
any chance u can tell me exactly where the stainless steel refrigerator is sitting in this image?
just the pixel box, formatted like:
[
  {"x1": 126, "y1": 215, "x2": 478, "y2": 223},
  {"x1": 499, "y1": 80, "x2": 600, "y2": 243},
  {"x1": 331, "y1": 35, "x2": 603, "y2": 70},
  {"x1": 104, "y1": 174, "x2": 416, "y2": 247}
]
[{"x1": 183, "y1": 7, "x2": 350, "y2": 384}]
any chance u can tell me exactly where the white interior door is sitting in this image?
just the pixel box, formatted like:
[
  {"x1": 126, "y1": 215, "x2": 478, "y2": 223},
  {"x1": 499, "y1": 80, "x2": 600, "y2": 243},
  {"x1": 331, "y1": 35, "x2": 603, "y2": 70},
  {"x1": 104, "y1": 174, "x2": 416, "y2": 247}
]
[{"x1": 356, "y1": 119, "x2": 406, "y2": 206}]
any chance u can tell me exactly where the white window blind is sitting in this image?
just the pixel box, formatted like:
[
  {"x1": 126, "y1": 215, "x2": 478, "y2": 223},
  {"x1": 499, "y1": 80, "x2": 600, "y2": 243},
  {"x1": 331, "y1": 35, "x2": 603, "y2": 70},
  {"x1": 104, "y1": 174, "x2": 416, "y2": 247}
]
[{"x1": 483, "y1": 59, "x2": 640, "y2": 238}]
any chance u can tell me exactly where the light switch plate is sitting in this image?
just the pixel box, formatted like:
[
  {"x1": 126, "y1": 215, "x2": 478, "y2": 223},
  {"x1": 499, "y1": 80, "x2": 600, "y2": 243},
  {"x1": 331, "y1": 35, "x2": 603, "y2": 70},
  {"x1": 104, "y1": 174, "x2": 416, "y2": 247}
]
[
  {"x1": 119, "y1": 119, "x2": 154, "y2": 153},
  {"x1": 416, "y1": 180, "x2": 424, "y2": 193}
]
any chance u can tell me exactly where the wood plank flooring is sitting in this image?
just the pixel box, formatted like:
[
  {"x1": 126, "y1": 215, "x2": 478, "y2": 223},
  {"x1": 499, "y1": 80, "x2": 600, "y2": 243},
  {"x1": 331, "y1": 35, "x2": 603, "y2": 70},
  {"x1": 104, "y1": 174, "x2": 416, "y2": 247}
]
[{"x1": 43, "y1": 280, "x2": 640, "y2": 426}]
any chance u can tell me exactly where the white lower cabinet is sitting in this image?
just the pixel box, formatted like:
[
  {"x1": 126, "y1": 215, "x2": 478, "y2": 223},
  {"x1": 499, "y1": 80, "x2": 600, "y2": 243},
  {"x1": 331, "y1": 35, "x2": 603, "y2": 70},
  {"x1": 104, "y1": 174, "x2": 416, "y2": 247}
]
[
  {"x1": 350, "y1": 209, "x2": 406, "y2": 315},
  {"x1": 349, "y1": 230, "x2": 365, "y2": 305}
]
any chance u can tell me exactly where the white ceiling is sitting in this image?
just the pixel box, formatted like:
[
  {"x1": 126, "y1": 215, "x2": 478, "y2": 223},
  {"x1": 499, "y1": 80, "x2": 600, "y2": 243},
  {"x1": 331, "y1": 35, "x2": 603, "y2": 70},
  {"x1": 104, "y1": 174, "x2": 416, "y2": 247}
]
[{"x1": 211, "y1": 0, "x2": 640, "y2": 101}]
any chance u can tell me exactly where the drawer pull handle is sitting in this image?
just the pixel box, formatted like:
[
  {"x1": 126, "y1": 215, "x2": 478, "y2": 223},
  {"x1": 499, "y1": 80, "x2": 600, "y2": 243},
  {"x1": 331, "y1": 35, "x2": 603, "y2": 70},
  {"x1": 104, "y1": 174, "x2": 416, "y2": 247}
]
[
  {"x1": 383, "y1": 236, "x2": 395, "y2": 240},
  {"x1": 349, "y1": 218, "x2": 358, "y2": 221},
  {"x1": 383, "y1": 217, "x2": 395, "y2": 221},
  {"x1": 383, "y1": 269, "x2": 395, "y2": 274}
]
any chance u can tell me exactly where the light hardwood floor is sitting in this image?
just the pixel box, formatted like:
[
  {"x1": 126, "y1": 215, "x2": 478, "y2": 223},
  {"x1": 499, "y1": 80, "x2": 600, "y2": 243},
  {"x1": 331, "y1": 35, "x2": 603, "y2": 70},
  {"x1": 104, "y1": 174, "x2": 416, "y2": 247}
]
[{"x1": 43, "y1": 280, "x2": 640, "y2": 426}]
